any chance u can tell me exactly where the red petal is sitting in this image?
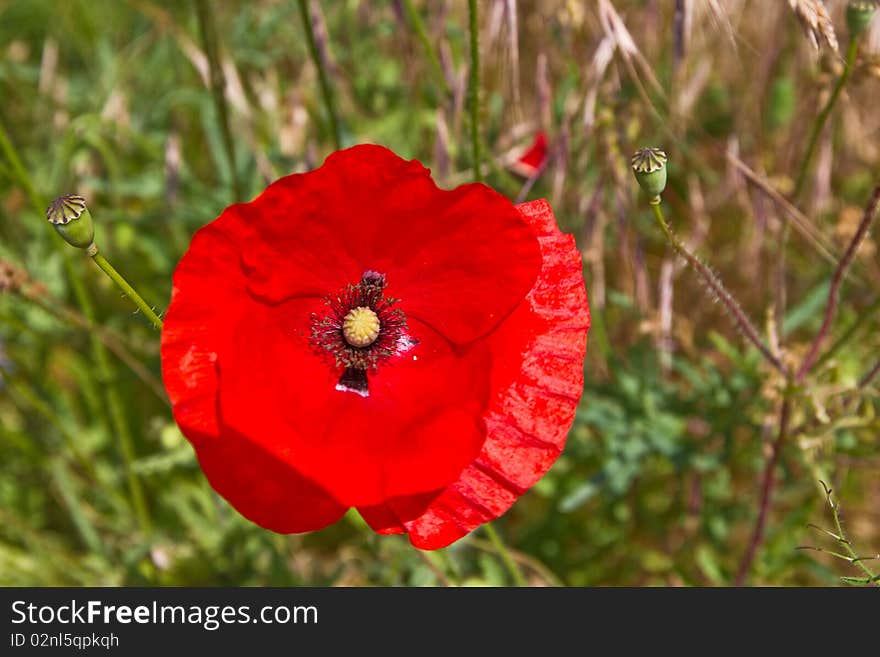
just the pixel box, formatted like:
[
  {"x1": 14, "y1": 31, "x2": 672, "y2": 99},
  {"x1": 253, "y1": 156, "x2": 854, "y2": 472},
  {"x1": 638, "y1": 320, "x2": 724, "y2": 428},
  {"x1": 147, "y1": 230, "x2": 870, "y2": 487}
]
[
  {"x1": 509, "y1": 132, "x2": 549, "y2": 178},
  {"x1": 193, "y1": 429, "x2": 347, "y2": 533},
  {"x1": 240, "y1": 144, "x2": 541, "y2": 344},
  {"x1": 358, "y1": 199, "x2": 590, "y2": 548},
  {"x1": 161, "y1": 206, "x2": 347, "y2": 533},
  {"x1": 216, "y1": 299, "x2": 491, "y2": 507},
  {"x1": 161, "y1": 205, "x2": 250, "y2": 444},
  {"x1": 358, "y1": 491, "x2": 438, "y2": 535}
]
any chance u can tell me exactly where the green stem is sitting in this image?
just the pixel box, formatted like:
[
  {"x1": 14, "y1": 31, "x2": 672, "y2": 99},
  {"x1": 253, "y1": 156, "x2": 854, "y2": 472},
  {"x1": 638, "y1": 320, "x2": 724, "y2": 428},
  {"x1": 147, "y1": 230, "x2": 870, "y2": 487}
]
[
  {"x1": 89, "y1": 250, "x2": 164, "y2": 331},
  {"x1": 297, "y1": 0, "x2": 342, "y2": 150},
  {"x1": 467, "y1": 0, "x2": 482, "y2": 182},
  {"x1": 649, "y1": 199, "x2": 786, "y2": 376},
  {"x1": 483, "y1": 522, "x2": 528, "y2": 586},
  {"x1": 830, "y1": 493, "x2": 878, "y2": 584},
  {"x1": 793, "y1": 38, "x2": 859, "y2": 199},
  {"x1": 0, "y1": 119, "x2": 153, "y2": 539},
  {"x1": 194, "y1": 0, "x2": 243, "y2": 202},
  {"x1": 402, "y1": 0, "x2": 449, "y2": 98}
]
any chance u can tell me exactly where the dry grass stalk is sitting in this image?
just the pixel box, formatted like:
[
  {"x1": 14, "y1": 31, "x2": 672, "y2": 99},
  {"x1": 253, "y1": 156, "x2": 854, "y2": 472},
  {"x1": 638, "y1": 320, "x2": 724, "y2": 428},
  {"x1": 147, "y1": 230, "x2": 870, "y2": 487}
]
[
  {"x1": 505, "y1": 0, "x2": 521, "y2": 117},
  {"x1": 596, "y1": 0, "x2": 665, "y2": 98}
]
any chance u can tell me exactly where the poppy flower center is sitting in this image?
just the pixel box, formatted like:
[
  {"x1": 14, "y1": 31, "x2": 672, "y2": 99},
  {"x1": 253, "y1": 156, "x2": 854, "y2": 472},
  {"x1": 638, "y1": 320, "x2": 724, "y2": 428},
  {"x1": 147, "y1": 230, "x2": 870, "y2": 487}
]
[
  {"x1": 342, "y1": 306, "x2": 380, "y2": 347},
  {"x1": 309, "y1": 271, "x2": 415, "y2": 397}
]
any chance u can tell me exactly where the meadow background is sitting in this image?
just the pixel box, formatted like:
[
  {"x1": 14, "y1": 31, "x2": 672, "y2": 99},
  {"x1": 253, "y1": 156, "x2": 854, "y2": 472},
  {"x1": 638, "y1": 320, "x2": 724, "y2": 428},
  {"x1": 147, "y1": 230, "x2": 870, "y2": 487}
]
[{"x1": 1, "y1": 0, "x2": 878, "y2": 586}]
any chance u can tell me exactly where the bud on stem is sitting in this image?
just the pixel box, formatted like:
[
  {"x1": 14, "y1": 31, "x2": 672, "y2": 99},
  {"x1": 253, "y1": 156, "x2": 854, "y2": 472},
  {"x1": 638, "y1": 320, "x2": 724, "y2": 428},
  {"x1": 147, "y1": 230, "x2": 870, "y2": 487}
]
[
  {"x1": 631, "y1": 148, "x2": 668, "y2": 200},
  {"x1": 631, "y1": 151, "x2": 787, "y2": 377},
  {"x1": 46, "y1": 194, "x2": 95, "y2": 249},
  {"x1": 46, "y1": 194, "x2": 164, "y2": 330},
  {"x1": 846, "y1": 1, "x2": 876, "y2": 38}
]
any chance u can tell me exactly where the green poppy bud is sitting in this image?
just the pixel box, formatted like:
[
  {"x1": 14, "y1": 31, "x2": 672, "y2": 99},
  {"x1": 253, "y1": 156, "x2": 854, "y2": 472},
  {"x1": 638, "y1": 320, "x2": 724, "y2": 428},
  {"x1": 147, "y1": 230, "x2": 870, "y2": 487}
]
[
  {"x1": 631, "y1": 148, "x2": 668, "y2": 199},
  {"x1": 46, "y1": 194, "x2": 95, "y2": 249},
  {"x1": 846, "y1": 1, "x2": 876, "y2": 37}
]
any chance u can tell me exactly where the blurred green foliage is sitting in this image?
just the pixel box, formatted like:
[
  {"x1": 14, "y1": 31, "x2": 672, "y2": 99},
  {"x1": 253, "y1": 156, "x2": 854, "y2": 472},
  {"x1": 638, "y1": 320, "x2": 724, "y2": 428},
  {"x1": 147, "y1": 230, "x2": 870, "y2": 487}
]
[{"x1": 1, "y1": 0, "x2": 878, "y2": 586}]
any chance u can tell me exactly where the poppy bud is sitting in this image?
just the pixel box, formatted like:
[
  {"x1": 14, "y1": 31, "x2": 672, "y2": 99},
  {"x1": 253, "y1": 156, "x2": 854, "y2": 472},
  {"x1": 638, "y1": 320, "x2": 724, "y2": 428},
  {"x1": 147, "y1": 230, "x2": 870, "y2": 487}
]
[
  {"x1": 46, "y1": 194, "x2": 95, "y2": 249},
  {"x1": 631, "y1": 148, "x2": 668, "y2": 200},
  {"x1": 846, "y1": 1, "x2": 876, "y2": 37}
]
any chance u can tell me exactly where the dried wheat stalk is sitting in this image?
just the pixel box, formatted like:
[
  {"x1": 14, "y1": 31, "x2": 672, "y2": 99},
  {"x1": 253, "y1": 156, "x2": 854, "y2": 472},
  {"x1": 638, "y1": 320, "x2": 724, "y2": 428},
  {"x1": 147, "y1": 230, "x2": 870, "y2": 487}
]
[{"x1": 788, "y1": 0, "x2": 839, "y2": 52}]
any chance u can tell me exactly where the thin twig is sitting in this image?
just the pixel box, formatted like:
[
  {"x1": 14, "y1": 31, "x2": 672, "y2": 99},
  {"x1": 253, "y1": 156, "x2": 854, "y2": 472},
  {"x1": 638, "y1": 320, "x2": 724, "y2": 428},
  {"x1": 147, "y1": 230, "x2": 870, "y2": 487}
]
[
  {"x1": 818, "y1": 481, "x2": 879, "y2": 586},
  {"x1": 735, "y1": 398, "x2": 792, "y2": 586},
  {"x1": 795, "y1": 185, "x2": 880, "y2": 382}
]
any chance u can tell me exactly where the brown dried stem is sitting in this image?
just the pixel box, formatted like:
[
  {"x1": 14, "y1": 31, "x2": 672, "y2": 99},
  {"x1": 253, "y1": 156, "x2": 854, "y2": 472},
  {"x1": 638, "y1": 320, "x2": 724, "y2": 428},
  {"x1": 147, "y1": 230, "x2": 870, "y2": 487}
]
[
  {"x1": 734, "y1": 398, "x2": 792, "y2": 586},
  {"x1": 795, "y1": 185, "x2": 880, "y2": 382}
]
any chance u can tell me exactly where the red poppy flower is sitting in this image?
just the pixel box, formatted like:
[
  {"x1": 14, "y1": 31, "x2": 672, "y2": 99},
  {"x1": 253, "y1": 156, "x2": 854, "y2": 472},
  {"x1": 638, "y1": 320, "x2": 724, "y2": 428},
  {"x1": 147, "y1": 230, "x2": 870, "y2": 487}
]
[
  {"x1": 161, "y1": 145, "x2": 589, "y2": 549},
  {"x1": 509, "y1": 131, "x2": 549, "y2": 178}
]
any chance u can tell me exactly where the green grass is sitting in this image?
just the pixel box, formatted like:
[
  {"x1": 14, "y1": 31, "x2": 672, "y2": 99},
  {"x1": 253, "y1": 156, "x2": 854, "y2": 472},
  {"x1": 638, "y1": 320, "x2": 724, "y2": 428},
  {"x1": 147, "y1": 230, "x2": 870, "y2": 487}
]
[{"x1": 0, "y1": 0, "x2": 878, "y2": 586}]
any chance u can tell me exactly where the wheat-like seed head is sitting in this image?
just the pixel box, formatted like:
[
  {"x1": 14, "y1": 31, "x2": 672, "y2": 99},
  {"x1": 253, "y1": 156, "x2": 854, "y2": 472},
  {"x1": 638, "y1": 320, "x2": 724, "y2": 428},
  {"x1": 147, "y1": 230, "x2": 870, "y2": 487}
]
[{"x1": 788, "y1": 0, "x2": 839, "y2": 52}]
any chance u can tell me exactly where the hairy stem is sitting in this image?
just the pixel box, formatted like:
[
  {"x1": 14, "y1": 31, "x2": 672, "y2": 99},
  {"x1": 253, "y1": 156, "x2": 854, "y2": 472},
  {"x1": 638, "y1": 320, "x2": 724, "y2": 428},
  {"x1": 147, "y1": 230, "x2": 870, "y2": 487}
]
[
  {"x1": 483, "y1": 522, "x2": 528, "y2": 586},
  {"x1": 796, "y1": 185, "x2": 880, "y2": 381},
  {"x1": 793, "y1": 38, "x2": 858, "y2": 200},
  {"x1": 735, "y1": 398, "x2": 791, "y2": 586},
  {"x1": 89, "y1": 249, "x2": 164, "y2": 331},
  {"x1": 467, "y1": 0, "x2": 482, "y2": 182},
  {"x1": 297, "y1": 0, "x2": 342, "y2": 150},
  {"x1": 195, "y1": 0, "x2": 243, "y2": 202},
  {"x1": 649, "y1": 199, "x2": 786, "y2": 376}
]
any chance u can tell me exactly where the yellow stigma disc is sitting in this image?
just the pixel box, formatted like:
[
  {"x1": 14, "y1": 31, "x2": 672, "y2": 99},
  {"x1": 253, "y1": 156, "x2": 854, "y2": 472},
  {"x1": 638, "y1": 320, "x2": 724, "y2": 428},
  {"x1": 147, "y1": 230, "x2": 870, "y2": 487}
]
[{"x1": 342, "y1": 306, "x2": 381, "y2": 347}]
